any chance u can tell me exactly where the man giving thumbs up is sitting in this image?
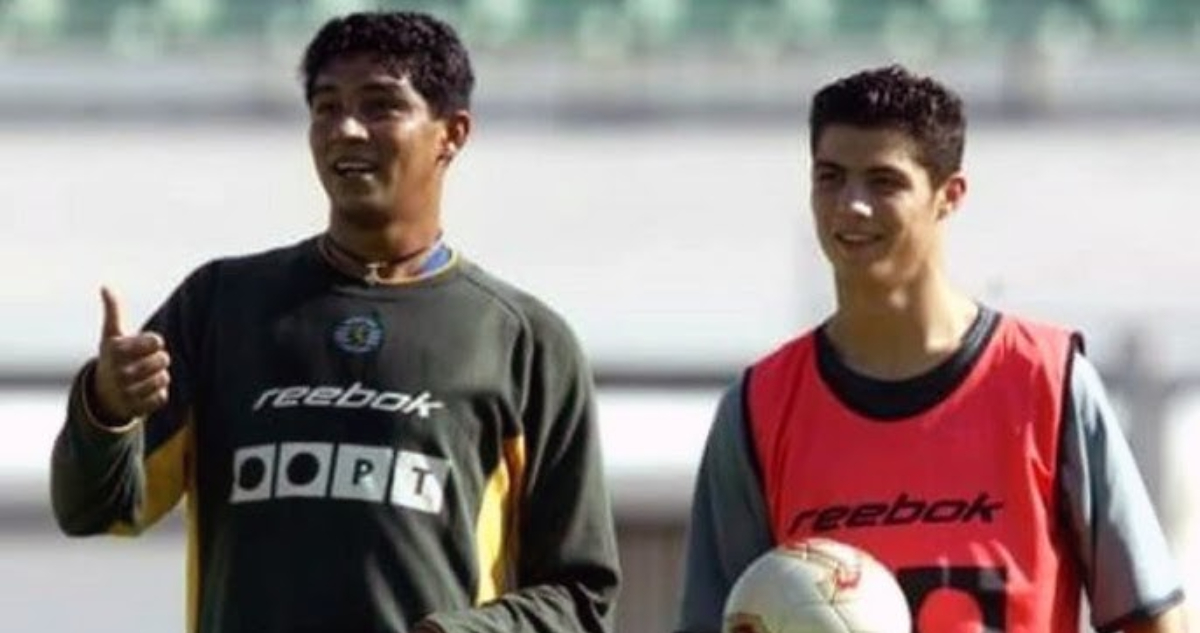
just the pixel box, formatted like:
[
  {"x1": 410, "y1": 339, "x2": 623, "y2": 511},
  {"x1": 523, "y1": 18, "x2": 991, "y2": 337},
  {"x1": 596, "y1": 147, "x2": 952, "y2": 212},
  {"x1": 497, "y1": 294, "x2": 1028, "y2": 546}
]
[{"x1": 49, "y1": 11, "x2": 619, "y2": 633}]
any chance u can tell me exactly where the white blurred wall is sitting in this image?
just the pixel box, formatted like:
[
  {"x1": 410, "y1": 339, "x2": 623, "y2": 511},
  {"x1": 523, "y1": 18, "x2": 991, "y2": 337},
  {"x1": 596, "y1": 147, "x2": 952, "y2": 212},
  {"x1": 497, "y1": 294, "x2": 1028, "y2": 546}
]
[{"x1": 2, "y1": 121, "x2": 1199, "y2": 372}]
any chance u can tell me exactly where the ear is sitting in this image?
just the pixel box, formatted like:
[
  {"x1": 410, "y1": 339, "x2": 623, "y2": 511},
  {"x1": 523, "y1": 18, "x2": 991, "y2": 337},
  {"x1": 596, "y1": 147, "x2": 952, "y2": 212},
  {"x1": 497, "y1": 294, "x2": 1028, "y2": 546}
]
[
  {"x1": 439, "y1": 110, "x2": 472, "y2": 163},
  {"x1": 937, "y1": 171, "x2": 967, "y2": 219}
]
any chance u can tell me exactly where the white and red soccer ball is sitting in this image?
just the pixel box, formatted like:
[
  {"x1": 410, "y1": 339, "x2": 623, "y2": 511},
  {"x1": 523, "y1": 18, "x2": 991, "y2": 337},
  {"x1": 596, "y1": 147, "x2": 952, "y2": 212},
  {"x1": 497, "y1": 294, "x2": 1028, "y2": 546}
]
[{"x1": 723, "y1": 537, "x2": 912, "y2": 633}]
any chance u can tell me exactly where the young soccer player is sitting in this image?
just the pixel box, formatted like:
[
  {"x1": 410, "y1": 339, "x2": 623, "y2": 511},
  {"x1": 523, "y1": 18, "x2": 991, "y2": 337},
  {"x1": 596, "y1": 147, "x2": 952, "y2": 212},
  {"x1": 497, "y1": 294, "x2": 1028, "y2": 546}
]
[
  {"x1": 50, "y1": 11, "x2": 620, "y2": 633},
  {"x1": 675, "y1": 65, "x2": 1187, "y2": 632}
]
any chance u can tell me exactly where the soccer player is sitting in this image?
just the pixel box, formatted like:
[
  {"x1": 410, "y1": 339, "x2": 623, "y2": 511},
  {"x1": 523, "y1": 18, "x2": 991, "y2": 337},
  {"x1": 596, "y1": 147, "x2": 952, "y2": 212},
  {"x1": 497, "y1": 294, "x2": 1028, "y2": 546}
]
[
  {"x1": 675, "y1": 65, "x2": 1187, "y2": 632},
  {"x1": 50, "y1": 11, "x2": 620, "y2": 633}
]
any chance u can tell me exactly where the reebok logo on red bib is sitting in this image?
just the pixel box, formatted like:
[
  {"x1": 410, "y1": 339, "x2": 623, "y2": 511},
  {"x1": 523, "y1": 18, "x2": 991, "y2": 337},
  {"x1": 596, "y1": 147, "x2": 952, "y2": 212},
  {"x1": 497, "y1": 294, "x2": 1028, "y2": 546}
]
[{"x1": 788, "y1": 492, "x2": 1004, "y2": 534}]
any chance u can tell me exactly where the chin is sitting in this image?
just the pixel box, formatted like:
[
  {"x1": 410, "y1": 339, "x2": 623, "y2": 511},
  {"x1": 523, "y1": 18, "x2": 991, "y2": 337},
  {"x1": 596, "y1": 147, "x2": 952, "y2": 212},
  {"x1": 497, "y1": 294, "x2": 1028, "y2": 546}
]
[
  {"x1": 835, "y1": 261, "x2": 903, "y2": 286},
  {"x1": 331, "y1": 200, "x2": 395, "y2": 230}
]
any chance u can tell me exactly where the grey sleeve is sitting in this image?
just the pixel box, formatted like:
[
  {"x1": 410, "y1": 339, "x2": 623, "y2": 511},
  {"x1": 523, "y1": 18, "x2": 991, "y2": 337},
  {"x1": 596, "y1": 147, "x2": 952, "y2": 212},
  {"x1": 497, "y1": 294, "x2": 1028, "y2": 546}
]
[
  {"x1": 1059, "y1": 351, "x2": 1186, "y2": 631},
  {"x1": 675, "y1": 377, "x2": 774, "y2": 633}
]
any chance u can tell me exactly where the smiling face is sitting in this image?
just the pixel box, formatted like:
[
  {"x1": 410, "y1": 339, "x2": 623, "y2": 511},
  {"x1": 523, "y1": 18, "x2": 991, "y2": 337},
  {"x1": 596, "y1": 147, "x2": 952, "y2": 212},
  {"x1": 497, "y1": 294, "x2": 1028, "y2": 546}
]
[
  {"x1": 307, "y1": 53, "x2": 469, "y2": 231},
  {"x1": 810, "y1": 124, "x2": 965, "y2": 289}
]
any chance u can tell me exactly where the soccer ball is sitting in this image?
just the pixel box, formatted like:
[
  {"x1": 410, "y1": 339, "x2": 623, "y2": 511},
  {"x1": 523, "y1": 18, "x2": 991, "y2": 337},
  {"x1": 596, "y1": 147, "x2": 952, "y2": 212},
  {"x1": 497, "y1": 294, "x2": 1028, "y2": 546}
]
[{"x1": 722, "y1": 537, "x2": 911, "y2": 633}]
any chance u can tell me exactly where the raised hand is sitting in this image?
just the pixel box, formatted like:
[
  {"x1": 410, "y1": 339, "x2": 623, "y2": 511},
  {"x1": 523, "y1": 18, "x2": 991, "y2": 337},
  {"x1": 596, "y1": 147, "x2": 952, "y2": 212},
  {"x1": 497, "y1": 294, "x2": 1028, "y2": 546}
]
[{"x1": 90, "y1": 286, "x2": 171, "y2": 422}]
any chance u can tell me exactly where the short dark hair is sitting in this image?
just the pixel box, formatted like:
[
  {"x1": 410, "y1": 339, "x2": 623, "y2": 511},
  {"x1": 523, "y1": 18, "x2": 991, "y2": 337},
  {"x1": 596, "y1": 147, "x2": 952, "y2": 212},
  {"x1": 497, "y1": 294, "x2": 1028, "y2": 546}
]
[
  {"x1": 809, "y1": 65, "x2": 965, "y2": 185},
  {"x1": 300, "y1": 11, "x2": 475, "y2": 118}
]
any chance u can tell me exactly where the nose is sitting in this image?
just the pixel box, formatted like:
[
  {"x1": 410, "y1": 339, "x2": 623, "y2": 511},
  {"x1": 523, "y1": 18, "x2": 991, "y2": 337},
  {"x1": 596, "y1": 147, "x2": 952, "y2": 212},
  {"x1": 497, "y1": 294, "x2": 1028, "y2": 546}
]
[
  {"x1": 330, "y1": 113, "x2": 369, "y2": 141},
  {"x1": 846, "y1": 200, "x2": 873, "y2": 218},
  {"x1": 837, "y1": 185, "x2": 873, "y2": 219}
]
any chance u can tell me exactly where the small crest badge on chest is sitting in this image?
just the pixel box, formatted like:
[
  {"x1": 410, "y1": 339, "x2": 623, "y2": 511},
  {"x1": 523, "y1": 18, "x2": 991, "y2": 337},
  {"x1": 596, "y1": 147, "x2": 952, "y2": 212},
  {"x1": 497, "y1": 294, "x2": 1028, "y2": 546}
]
[{"x1": 333, "y1": 315, "x2": 384, "y2": 354}]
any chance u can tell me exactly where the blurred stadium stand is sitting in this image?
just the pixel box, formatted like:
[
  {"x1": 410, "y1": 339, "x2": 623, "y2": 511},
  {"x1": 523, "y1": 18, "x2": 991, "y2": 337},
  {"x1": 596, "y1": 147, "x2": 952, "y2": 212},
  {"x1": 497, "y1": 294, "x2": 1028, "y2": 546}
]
[
  {"x1": 0, "y1": 0, "x2": 1198, "y2": 121},
  {"x1": 2, "y1": 2, "x2": 1199, "y2": 633},
  {"x1": 1, "y1": 0, "x2": 1198, "y2": 52}
]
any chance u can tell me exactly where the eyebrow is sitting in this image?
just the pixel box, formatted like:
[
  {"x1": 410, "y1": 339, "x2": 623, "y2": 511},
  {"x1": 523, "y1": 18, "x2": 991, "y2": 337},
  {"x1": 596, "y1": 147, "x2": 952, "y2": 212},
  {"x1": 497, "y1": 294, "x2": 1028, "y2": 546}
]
[
  {"x1": 310, "y1": 79, "x2": 406, "y2": 96},
  {"x1": 812, "y1": 160, "x2": 906, "y2": 179},
  {"x1": 309, "y1": 84, "x2": 336, "y2": 98},
  {"x1": 358, "y1": 80, "x2": 406, "y2": 93},
  {"x1": 864, "y1": 166, "x2": 909, "y2": 180}
]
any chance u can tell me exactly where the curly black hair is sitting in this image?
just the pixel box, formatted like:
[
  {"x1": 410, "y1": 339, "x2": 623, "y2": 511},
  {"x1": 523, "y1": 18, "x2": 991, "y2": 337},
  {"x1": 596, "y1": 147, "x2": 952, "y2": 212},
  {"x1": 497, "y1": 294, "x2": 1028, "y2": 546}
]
[
  {"x1": 300, "y1": 11, "x2": 475, "y2": 118},
  {"x1": 809, "y1": 65, "x2": 965, "y2": 185}
]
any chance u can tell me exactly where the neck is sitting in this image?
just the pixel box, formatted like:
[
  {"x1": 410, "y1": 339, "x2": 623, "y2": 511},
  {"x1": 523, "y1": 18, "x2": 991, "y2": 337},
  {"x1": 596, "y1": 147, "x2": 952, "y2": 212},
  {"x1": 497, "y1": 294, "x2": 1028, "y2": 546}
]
[
  {"x1": 321, "y1": 223, "x2": 445, "y2": 284},
  {"x1": 826, "y1": 269, "x2": 977, "y2": 380}
]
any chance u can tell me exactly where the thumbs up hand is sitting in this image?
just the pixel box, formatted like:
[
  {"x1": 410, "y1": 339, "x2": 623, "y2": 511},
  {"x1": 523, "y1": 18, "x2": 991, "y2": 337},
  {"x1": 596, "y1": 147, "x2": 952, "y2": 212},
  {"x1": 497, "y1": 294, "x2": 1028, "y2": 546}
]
[{"x1": 91, "y1": 287, "x2": 171, "y2": 423}]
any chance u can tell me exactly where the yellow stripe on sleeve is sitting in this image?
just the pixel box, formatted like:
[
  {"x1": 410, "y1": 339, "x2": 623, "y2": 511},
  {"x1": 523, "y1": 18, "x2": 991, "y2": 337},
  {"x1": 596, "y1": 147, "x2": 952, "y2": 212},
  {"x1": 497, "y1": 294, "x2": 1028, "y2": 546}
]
[
  {"x1": 109, "y1": 413, "x2": 193, "y2": 535},
  {"x1": 473, "y1": 436, "x2": 526, "y2": 604}
]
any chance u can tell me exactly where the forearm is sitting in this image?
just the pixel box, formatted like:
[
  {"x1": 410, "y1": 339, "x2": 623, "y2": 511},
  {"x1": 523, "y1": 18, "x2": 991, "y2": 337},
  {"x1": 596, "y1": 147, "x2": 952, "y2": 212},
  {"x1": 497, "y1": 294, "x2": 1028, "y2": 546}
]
[
  {"x1": 677, "y1": 382, "x2": 774, "y2": 633},
  {"x1": 430, "y1": 419, "x2": 619, "y2": 632},
  {"x1": 424, "y1": 574, "x2": 619, "y2": 633},
  {"x1": 1123, "y1": 605, "x2": 1189, "y2": 633},
  {"x1": 50, "y1": 364, "x2": 145, "y2": 535},
  {"x1": 428, "y1": 461, "x2": 620, "y2": 633}
]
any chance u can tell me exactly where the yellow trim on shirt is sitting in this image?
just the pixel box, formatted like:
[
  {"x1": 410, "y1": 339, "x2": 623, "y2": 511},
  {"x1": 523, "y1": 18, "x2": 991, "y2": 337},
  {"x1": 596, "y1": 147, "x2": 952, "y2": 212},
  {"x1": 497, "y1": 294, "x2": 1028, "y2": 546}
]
[{"x1": 473, "y1": 435, "x2": 526, "y2": 603}]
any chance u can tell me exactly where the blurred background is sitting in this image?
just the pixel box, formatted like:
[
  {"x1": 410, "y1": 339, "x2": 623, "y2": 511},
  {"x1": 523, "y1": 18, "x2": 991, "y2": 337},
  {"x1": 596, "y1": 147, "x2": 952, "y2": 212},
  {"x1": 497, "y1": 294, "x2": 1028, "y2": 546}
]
[{"x1": 1, "y1": 0, "x2": 1199, "y2": 631}]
